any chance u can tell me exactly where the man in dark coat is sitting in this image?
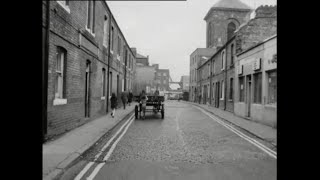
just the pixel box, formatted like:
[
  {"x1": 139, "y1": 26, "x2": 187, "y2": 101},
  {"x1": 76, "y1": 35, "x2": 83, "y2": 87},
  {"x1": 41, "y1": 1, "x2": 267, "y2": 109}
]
[
  {"x1": 110, "y1": 93, "x2": 117, "y2": 118},
  {"x1": 121, "y1": 91, "x2": 128, "y2": 109},
  {"x1": 128, "y1": 90, "x2": 133, "y2": 106}
]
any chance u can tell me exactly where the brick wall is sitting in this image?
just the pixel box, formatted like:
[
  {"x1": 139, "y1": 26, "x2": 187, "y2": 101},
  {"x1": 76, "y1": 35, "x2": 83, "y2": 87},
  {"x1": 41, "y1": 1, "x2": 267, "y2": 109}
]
[
  {"x1": 45, "y1": 1, "x2": 136, "y2": 138},
  {"x1": 206, "y1": 9, "x2": 250, "y2": 48}
]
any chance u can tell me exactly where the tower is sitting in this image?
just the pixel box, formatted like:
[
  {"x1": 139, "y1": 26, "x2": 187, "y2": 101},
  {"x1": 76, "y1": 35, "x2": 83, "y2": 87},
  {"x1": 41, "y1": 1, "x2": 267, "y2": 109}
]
[{"x1": 204, "y1": 0, "x2": 252, "y2": 48}]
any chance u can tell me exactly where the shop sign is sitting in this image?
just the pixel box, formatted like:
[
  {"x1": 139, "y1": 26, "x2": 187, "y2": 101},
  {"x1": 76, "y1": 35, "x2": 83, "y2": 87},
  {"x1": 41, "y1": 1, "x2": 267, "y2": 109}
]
[
  {"x1": 253, "y1": 58, "x2": 261, "y2": 71},
  {"x1": 238, "y1": 65, "x2": 243, "y2": 75}
]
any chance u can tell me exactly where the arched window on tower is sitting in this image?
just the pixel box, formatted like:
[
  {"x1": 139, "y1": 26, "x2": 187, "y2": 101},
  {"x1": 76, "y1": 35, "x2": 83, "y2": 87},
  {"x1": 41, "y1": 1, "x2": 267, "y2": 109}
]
[
  {"x1": 210, "y1": 23, "x2": 214, "y2": 46},
  {"x1": 227, "y1": 22, "x2": 236, "y2": 40},
  {"x1": 208, "y1": 22, "x2": 212, "y2": 47}
]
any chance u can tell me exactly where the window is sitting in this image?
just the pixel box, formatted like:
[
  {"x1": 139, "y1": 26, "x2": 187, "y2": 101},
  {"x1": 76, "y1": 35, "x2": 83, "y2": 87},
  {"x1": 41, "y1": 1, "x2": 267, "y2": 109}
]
[
  {"x1": 221, "y1": 51, "x2": 225, "y2": 70},
  {"x1": 102, "y1": 68, "x2": 106, "y2": 97},
  {"x1": 239, "y1": 76, "x2": 244, "y2": 102},
  {"x1": 86, "y1": 1, "x2": 96, "y2": 34},
  {"x1": 231, "y1": 44, "x2": 234, "y2": 65},
  {"x1": 253, "y1": 73, "x2": 262, "y2": 103},
  {"x1": 117, "y1": 36, "x2": 121, "y2": 56},
  {"x1": 110, "y1": 26, "x2": 114, "y2": 52},
  {"x1": 163, "y1": 73, "x2": 167, "y2": 76},
  {"x1": 227, "y1": 22, "x2": 236, "y2": 40},
  {"x1": 267, "y1": 70, "x2": 277, "y2": 104},
  {"x1": 55, "y1": 47, "x2": 67, "y2": 100},
  {"x1": 229, "y1": 78, "x2": 233, "y2": 100},
  {"x1": 163, "y1": 80, "x2": 166, "y2": 84},
  {"x1": 57, "y1": 1, "x2": 70, "y2": 13},
  {"x1": 220, "y1": 80, "x2": 224, "y2": 100},
  {"x1": 103, "y1": 15, "x2": 108, "y2": 47}
]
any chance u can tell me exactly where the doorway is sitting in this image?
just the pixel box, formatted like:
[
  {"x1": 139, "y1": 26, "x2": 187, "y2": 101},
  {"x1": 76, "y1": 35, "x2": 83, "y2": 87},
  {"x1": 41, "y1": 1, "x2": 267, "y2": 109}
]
[
  {"x1": 246, "y1": 75, "x2": 252, "y2": 117},
  {"x1": 203, "y1": 85, "x2": 207, "y2": 104},
  {"x1": 216, "y1": 82, "x2": 220, "y2": 108},
  {"x1": 85, "y1": 61, "x2": 91, "y2": 118}
]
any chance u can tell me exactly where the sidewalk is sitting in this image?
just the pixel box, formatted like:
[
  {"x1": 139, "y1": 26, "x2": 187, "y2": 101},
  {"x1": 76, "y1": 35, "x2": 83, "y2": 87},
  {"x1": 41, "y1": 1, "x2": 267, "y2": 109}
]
[
  {"x1": 43, "y1": 103, "x2": 137, "y2": 180},
  {"x1": 184, "y1": 101, "x2": 277, "y2": 147}
]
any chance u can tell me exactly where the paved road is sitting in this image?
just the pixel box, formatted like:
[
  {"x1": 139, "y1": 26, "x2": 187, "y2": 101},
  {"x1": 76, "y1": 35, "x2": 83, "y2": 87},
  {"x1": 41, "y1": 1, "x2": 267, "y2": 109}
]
[{"x1": 60, "y1": 101, "x2": 276, "y2": 180}]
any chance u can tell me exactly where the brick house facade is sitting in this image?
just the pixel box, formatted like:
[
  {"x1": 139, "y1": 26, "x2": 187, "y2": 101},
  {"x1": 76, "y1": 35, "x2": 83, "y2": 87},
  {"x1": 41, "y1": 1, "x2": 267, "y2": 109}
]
[{"x1": 43, "y1": 1, "x2": 136, "y2": 138}]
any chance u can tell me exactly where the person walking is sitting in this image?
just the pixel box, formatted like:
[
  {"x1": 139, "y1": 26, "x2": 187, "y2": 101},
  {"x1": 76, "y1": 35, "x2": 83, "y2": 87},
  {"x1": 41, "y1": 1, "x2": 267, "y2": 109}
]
[
  {"x1": 110, "y1": 93, "x2": 117, "y2": 118},
  {"x1": 121, "y1": 91, "x2": 128, "y2": 110},
  {"x1": 140, "y1": 90, "x2": 148, "y2": 119},
  {"x1": 128, "y1": 90, "x2": 133, "y2": 106}
]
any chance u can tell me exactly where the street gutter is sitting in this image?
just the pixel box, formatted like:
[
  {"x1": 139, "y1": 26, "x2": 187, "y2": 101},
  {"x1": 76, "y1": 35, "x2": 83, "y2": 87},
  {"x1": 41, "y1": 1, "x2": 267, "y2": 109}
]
[
  {"x1": 182, "y1": 101, "x2": 277, "y2": 151},
  {"x1": 44, "y1": 109, "x2": 135, "y2": 180}
]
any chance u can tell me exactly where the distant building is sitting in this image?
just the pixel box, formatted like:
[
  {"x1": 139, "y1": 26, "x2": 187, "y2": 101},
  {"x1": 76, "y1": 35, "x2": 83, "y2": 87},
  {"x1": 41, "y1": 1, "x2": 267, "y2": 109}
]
[
  {"x1": 154, "y1": 66, "x2": 170, "y2": 92},
  {"x1": 132, "y1": 48, "x2": 149, "y2": 66},
  {"x1": 132, "y1": 50, "x2": 154, "y2": 95},
  {"x1": 180, "y1": 75, "x2": 189, "y2": 91},
  {"x1": 189, "y1": 48, "x2": 216, "y2": 102}
]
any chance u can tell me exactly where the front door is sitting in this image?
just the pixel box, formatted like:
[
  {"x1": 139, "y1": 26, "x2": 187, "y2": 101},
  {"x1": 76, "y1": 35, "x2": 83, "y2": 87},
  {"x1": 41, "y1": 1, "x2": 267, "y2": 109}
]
[
  {"x1": 216, "y1": 82, "x2": 220, "y2": 108},
  {"x1": 85, "y1": 61, "x2": 91, "y2": 118},
  {"x1": 246, "y1": 75, "x2": 252, "y2": 117},
  {"x1": 203, "y1": 86, "x2": 207, "y2": 104}
]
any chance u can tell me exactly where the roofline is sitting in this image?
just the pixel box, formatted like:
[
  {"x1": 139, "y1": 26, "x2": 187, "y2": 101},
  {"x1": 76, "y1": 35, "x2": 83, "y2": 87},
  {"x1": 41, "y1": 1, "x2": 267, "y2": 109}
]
[
  {"x1": 237, "y1": 34, "x2": 277, "y2": 56},
  {"x1": 204, "y1": 7, "x2": 251, "y2": 20},
  {"x1": 102, "y1": 1, "x2": 135, "y2": 57}
]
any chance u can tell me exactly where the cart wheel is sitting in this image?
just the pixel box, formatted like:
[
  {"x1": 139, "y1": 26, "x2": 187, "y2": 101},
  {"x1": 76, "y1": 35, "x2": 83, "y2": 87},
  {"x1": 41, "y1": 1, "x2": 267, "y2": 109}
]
[
  {"x1": 135, "y1": 105, "x2": 138, "y2": 119},
  {"x1": 161, "y1": 104, "x2": 164, "y2": 119}
]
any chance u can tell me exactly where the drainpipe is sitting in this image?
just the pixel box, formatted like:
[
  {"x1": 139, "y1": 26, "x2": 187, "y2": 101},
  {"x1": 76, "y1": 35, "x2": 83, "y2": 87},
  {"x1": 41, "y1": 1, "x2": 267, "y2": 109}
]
[
  {"x1": 209, "y1": 60, "x2": 212, "y2": 105},
  {"x1": 224, "y1": 50, "x2": 228, "y2": 111},
  {"x1": 43, "y1": 0, "x2": 50, "y2": 142},
  {"x1": 106, "y1": 12, "x2": 112, "y2": 113}
]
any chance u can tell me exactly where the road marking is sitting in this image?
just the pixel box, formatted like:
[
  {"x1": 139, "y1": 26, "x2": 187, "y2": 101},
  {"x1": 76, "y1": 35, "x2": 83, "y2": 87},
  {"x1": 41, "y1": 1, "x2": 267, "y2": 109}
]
[
  {"x1": 195, "y1": 106, "x2": 277, "y2": 159},
  {"x1": 174, "y1": 110, "x2": 186, "y2": 147},
  {"x1": 86, "y1": 115, "x2": 135, "y2": 180},
  {"x1": 74, "y1": 113, "x2": 134, "y2": 180}
]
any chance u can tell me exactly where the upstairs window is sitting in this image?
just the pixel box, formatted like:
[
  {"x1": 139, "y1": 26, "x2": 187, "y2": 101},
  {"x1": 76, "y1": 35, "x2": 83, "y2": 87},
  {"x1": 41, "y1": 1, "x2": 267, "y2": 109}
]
[
  {"x1": 110, "y1": 26, "x2": 114, "y2": 52},
  {"x1": 221, "y1": 51, "x2": 225, "y2": 70},
  {"x1": 117, "y1": 36, "x2": 121, "y2": 56},
  {"x1": 103, "y1": 15, "x2": 108, "y2": 48},
  {"x1": 55, "y1": 47, "x2": 67, "y2": 99},
  {"x1": 231, "y1": 44, "x2": 234, "y2": 65},
  {"x1": 86, "y1": 0, "x2": 96, "y2": 35}
]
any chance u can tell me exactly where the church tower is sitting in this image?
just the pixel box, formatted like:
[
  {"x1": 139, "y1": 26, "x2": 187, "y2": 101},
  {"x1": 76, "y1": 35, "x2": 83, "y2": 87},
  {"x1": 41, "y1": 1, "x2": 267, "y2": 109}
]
[{"x1": 204, "y1": 0, "x2": 252, "y2": 48}]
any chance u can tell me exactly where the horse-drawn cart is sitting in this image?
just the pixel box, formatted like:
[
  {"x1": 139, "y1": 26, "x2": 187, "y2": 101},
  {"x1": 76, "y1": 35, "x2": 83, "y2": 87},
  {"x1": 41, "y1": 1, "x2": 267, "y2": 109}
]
[{"x1": 134, "y1": 95, "x2": 165, "y2": 119}]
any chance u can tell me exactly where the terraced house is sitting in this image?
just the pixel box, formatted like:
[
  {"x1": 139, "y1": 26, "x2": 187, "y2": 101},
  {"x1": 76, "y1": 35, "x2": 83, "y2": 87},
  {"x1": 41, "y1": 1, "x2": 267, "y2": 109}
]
[
  {"x1": 42, "y1": 1, "x2": 137, "y2": 138},
  {"x1": 195, "y1": 3, "x2": 277, "y2": 128}
]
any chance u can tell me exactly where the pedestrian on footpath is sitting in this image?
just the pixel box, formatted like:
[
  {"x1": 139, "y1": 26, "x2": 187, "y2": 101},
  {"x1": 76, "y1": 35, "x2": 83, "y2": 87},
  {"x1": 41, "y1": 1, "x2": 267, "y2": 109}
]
[
  {"x1": 110, "y1": 93, "x2": 117, "y2": 118},
  {"x1": 121, "y1": 91, "x2": 128, "y2": 110},
  {"x1": 128, "y1": 90, "x2": 133, "y2": 106},
  {"x1": 140, "y1": 90, "x2": 148, "y2": 119}
]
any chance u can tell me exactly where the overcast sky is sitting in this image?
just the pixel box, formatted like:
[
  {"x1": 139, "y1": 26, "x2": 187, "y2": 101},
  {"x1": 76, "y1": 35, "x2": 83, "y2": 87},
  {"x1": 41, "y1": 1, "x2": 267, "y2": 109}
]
[{"x1": 107, "y1": 0, "x2": 276, "y2": 82}]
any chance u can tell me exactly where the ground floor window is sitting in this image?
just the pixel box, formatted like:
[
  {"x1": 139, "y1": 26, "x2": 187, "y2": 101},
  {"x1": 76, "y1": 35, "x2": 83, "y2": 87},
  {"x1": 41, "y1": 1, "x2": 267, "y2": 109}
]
[
  {"x1": 220, "y1": 80, "x2": 224, "y2": 100},
  {"x1": 267, "y1": 70, "x2": 277, "y2": 105},
  {"x1": 239, "y1": 76, "x2": 244, "y2": 102},
  {"x1": 253, "y1": 72, "x2": 262, "y2": 103}
]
